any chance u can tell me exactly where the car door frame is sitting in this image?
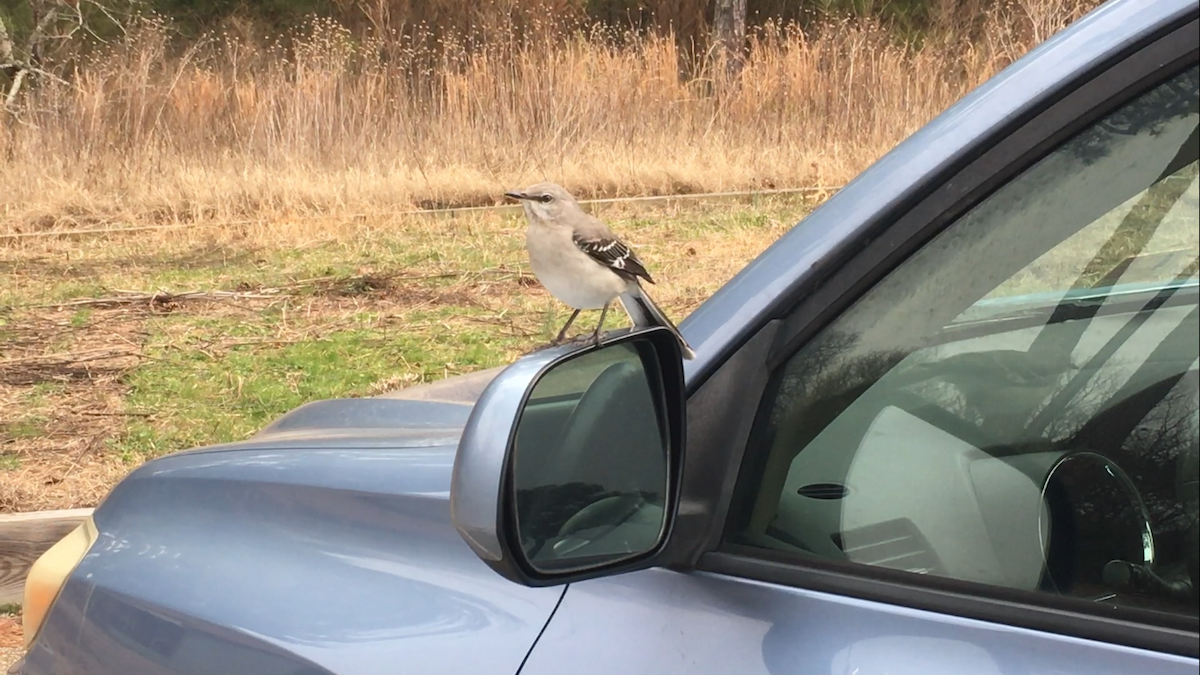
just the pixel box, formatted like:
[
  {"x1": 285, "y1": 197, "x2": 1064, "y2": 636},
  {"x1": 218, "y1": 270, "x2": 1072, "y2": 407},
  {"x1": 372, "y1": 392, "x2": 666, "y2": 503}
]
[{"x1": 662, "y1": 11, "x2": 1200, "y2": 659}]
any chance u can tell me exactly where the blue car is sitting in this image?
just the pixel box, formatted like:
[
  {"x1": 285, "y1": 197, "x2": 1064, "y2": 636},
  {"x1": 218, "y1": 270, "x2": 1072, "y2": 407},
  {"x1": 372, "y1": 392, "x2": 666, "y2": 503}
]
[{"x1": 12, "y1": 0, "x2": 1199, "y2": 672}]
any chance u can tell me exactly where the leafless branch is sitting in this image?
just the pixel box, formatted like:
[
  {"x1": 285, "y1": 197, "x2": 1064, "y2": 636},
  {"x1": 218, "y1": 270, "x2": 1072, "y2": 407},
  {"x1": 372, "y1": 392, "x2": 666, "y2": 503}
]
[
  {"x1": 0, "y1": 15, "x2": 15, "y2": 63},
  {"x1": 2, "y1": 1, "x2": 131, "y2": 110},
  {"x1": 4, "y1": 68, "x2": 27, "y2": 108},
  {"x1": 84, "y1": 0, "x2": 129, "y2": 38},
  {"x1": 40, "y1": 289, "x2": 286, "y2": 308}
]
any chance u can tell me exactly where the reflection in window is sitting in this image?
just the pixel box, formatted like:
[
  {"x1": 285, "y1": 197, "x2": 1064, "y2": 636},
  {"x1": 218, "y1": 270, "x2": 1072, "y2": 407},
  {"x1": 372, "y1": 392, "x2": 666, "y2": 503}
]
[{"x1": 729, "y1": 66, "x2": 1199, "y2": 620}]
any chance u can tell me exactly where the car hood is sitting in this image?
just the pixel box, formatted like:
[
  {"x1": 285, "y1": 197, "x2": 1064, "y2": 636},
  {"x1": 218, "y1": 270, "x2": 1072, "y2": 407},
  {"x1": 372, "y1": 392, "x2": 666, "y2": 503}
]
[{"x1": 22, "y1": 364, "x2": 565, "y2": 675}]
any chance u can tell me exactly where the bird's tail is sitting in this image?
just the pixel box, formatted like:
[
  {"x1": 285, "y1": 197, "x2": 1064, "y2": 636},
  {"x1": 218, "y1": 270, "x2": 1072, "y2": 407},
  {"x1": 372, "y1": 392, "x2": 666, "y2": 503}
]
[{"x1": 619, "y1": 286, "x2": 696, "y2": 360}]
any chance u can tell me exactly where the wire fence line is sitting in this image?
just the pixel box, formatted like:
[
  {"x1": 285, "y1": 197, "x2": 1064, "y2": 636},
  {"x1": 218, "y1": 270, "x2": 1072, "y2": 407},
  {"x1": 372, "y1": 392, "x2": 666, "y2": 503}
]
[{"x1": 1, "y1": 186, "x2": 841, "y2": 241}]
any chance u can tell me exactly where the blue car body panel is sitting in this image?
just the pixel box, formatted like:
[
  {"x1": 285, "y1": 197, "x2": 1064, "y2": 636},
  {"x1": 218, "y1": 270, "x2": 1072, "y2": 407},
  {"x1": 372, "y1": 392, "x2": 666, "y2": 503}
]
[
  {"x1": 19, "y1": 419, "x2": 564, "y2": 675},
  {"x1": 13, "y1": 0, "x2": 1198, "y2": 673},
  {"x1": 522, "y1": 569, "x2": 1199, "y2": 675}
]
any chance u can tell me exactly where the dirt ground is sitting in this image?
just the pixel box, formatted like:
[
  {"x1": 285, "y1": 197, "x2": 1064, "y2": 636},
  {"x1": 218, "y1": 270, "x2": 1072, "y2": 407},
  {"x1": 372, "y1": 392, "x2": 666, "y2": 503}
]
[
  {"x1": 0, "y1": 287, "x2": 457, "y2": 512},
  {"x1": 1, "y1": 303, "x2": 147, "y2": 513},
  {"x1": 0, "y1": 614, "x2": 21, "y2": 672}
]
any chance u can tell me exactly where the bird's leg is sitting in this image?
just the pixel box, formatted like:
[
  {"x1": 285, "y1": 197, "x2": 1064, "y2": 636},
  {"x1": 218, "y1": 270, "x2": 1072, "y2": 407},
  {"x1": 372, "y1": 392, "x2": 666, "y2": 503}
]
[
  {"x1": 553, "y1": 309, "x2": 581, "y2": 344},
  {"x1": 591, "y1": 302, "x2": 609, "y2": 346}
]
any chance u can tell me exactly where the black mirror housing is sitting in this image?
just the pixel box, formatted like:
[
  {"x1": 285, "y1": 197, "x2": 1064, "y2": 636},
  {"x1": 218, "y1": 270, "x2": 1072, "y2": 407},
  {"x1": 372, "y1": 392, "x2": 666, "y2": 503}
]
[{"x1": 450, "y1": 327, "x2": 686, "y2": 586}]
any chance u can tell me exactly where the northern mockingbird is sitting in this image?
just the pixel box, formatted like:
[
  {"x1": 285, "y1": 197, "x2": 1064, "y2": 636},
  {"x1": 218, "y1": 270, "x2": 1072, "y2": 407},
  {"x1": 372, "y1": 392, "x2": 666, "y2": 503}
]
[{"x1": 505, "y1": 182, "x2": 696, "y2": 360}]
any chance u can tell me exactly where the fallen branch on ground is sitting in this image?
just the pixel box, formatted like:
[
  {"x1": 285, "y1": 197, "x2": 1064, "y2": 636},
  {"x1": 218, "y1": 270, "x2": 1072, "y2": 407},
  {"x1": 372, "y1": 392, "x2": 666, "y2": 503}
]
[
  {"x1": 0, "y1": 348, "x2": 142, "y2": 385},
  {"x1": 40, "y1": 289, "x2": 282, "y2": 308},
  {"x1": 29, "y1": 268, "x2": 536, "y2": 311},
  {"x1": 0, "y1": 348, "x2": 141, "y2": 368}
]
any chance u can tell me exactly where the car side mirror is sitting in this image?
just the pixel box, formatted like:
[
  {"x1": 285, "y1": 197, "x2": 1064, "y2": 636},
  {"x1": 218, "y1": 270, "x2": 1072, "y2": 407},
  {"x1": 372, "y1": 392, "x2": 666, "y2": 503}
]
[{"x1": 450, "y1": 327, "x2": 685, "y2": 586}]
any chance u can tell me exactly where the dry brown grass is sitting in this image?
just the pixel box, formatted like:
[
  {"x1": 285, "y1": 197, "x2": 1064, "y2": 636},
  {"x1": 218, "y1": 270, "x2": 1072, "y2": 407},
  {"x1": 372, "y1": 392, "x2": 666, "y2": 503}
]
[
  {"x1": 1, "y1": 0, "x2": 1103, "y2": 513},
  {"x1": 0, "y1": 304, "x2": 145, "y2": 512},
  {"x1": 1, "y1": 614, "x2": 22, "y2": 671},
  {"x1": 1, "y1": 0, "x2": 1098, "y2": 233},
  {"x1": 0, "y1": 197, "x2": 807, "y2": 512}
]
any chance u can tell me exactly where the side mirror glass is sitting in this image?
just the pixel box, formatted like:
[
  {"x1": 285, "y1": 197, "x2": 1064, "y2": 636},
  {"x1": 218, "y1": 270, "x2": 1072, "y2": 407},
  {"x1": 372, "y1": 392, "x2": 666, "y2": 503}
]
[
  {"x1": 451, "y1": 327, "x2": 685, "y2": 586},
  {"x1": 512, "y1": 342, "x2": 669, "y2": 573}
]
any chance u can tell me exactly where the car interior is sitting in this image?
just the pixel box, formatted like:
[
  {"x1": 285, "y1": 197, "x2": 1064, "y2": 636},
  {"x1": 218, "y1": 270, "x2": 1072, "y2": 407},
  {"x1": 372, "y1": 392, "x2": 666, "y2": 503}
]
[{"x1": 730, "y1": 64, "x2": 1199, "y2": 619}]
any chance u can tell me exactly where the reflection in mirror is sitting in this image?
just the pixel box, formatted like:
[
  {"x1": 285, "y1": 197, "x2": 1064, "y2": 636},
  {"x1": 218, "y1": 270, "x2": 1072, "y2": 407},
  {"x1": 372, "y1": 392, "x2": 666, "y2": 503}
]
[{"x1": 511, "y1": 343, "x2": 669, "y2": 574}]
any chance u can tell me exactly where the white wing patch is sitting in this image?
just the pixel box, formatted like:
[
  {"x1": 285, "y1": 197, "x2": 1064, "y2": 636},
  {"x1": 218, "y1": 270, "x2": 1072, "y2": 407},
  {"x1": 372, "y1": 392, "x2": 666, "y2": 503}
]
[{"x1": 573, "y1": 233, "x2": 654, "y2": 283}]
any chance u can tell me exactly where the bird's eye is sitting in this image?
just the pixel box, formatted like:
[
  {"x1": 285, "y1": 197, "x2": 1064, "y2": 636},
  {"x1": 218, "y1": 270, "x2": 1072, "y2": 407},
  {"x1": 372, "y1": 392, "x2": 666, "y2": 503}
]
[{"x1": 538, "y1": 195, "x2": 553, "y2": 203}]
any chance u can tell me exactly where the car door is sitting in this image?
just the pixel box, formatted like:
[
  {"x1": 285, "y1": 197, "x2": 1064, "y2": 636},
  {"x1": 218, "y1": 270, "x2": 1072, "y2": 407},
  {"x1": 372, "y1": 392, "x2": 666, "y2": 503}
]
[{"x1": 519, "y1": 15, "x2": 1199, "y2": 675}]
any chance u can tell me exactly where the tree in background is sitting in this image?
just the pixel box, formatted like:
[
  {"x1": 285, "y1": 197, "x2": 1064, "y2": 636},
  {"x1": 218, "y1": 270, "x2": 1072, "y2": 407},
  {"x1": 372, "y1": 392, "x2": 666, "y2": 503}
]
[
  {"x1": 711, "y1": 0, "x2": 746, "y2": 79},
  {"x1": 1, "y1": 0, "x2": 1102, "y2": 102},
  {"x1": 1, "y1": 0, "x2": 133, "y2": 110}
]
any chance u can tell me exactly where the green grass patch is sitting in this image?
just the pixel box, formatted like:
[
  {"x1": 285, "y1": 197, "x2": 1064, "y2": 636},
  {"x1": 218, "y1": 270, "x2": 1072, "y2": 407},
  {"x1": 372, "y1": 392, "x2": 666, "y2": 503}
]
[
  {"x1": 3, "y1": 417, "x2": 46, "y2": 440},
  {"x1": 112, "y1": 308, "x2": 529, "y2": 458},
  {"x1": 3, "y1": 198, "x2": 814, "y2": 473},
  {"x1": 69, "y1": 308, "x2": 93, "y2": 328}
]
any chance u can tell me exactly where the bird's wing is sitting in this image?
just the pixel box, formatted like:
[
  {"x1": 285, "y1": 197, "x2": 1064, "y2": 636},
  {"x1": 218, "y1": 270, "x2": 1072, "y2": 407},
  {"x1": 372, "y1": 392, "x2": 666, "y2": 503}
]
[{"x1": 572, "y1": 230, "x2": 655, "y2": 284}]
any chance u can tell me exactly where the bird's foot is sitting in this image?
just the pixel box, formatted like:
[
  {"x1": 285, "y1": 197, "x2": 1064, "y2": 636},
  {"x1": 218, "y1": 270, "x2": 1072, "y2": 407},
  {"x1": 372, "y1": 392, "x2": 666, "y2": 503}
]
[
  {"x1": 565, "y1": 332, "x2": 608, "y2": 346},
  {"x1": 536, "y1": 335, "x2": 580, "y2": 351},
  {"x1": 536, "y1": 332, "x2": 610, "y2": 352}
]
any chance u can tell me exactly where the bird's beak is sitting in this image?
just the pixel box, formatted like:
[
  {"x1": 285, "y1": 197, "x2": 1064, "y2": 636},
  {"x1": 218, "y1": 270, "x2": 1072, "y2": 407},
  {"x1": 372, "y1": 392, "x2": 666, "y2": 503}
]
[{"x1": 504, "y1": 191, "x2": 527, "y2": 201}]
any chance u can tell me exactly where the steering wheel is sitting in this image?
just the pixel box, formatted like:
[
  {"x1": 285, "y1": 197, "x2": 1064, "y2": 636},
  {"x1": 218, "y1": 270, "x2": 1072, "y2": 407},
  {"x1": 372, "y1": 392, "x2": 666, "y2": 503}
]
[
  {"x1": 550, "y1": 493, "x2": 647, "y2": 557},
  {"x1": 1038, "y1": 450, "x2": 1174, "y2": 600}
]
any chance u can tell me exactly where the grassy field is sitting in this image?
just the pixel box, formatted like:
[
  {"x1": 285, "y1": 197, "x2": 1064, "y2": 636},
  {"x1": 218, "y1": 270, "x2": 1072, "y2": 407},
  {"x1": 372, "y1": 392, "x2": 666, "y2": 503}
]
[
  {"x1": 0, "y1": 196, "x2": 811, "y2": 512},
  {"x1": 0, "y1": 0, "x2": 1104, "y2": 513}
]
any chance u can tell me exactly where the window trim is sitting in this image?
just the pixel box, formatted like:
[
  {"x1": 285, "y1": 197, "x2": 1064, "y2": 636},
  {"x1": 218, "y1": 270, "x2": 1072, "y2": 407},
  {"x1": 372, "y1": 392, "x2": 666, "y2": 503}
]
[
  {"x1": 702, "y1": 548, "x2": 1200, "y2": 657},
  {"x1": 697, "y1": 18, "x2": 1200, "y2": 659}
]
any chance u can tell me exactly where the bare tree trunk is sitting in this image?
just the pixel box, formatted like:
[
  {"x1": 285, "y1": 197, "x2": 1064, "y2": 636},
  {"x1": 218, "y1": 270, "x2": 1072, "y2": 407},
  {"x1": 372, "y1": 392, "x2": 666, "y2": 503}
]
[
  {"x1": 710, "y1": 0, "x2": 747, "y2": 81},
  {"x1": 1, "y1": 15, "x2": 21, "y2": 110},
  {"x1": 0, "y1": 14, "x2": 16, "y2": 73},
  {"x1": 2, "y1": 3, "x2": 63, "y2": 110},
  {"x1": 1, "y1": 1, "x2": 105, "y2": 112}
]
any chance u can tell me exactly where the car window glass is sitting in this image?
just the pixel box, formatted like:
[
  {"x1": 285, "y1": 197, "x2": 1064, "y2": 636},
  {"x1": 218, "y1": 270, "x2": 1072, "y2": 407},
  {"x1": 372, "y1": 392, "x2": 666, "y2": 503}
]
[{"x1": 727, "y1": 66, "x2": 1199, "y2": 620}]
